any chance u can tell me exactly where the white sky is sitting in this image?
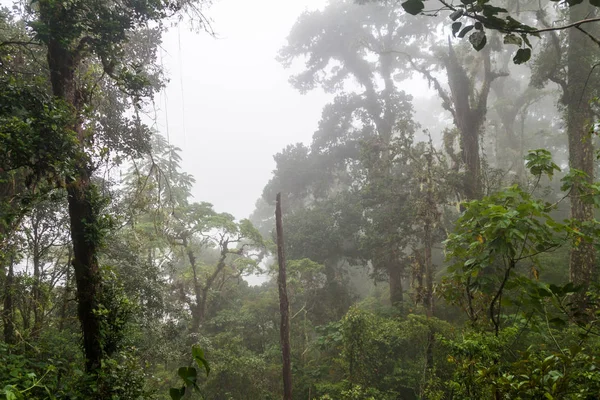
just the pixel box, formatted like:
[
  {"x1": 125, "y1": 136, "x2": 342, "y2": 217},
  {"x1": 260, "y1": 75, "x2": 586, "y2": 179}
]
[{"x1": 154, "y1": 0, "x2": 334, "y2": 219}]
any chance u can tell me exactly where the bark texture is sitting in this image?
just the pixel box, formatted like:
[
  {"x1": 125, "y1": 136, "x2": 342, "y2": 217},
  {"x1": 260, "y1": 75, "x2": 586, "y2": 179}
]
[
  {"x1": 276, "y1": 193, "x2": 293, "y2": 400},
  {"x1": 42, "y1": 1, "x2": 105, "y2": 372},
  {"x1": 566, "y1": 4, "x2": 596, "y2": 293},
  {"x1": 3, "y1": 255, "x2": 15, "y2": 345}
]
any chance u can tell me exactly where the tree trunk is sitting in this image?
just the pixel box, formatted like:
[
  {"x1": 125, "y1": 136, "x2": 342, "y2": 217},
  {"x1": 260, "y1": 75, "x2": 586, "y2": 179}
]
[
  {"x1": 3, "y1": 255, "x2": 15, "y2": 344},
  {"x1": 444, "y1": 43, "x2": 481, "y2": 200},
  {"x1": 424, "y1": 203, "x2": 434, "y2": 374},
  {"x1": 186, "y1": 242, "x2": 228, "y2": 335},
  {"x1": 424, "y1": 223, "x2": 434, "y2": 318},
  {"x1": 461, "y1": 120, "x2": 481, "y2": 200},
  {"x1": 442, "y1": 42, "x2": 500, "y2": 200},
  {"x1": 276, "y1": 193, "x2": 293, "y2": 400},
  {"x1": 32, "y1": 239, "x2": 42, "y2": 337},
  {"x1": 423, "y1": 153, "x2": 435, "y2": 318},
  {"x1": 42, "y1": 3, "x2": 105, "y2": 370},
  {"x1": 67, "y1": 170, "x2": 103, "y2": 372},
  {"x1": 186, "y1": 243, "x2": 203, "y2": 335},
  {"x1": 566, "y1": 4, "x2": 596, "y2": 295}
]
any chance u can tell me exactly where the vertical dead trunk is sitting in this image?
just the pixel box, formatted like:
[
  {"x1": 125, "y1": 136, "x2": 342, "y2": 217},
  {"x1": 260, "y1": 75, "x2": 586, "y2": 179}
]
[
  {"x1": 423, "y1": 154, "x2": 435, "y2": 319},
  {"x1": 566, "y1": 4, "x2": 596, "y2": 296},
  {"x1": 423, "y1": 221, "x2": 434, "y2": 318},
  {"x1": 423, "y1": 156, "x2": 435, "y2": 374},
  {"x1": 276, "y1": 193, "x2": 292, "y2": 400},
  {"x1": 3, "y1": 255, "x2": 15, "y2": 344}
]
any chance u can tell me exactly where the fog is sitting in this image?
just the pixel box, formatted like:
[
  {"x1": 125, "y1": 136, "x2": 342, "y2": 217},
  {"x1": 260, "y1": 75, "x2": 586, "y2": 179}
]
[
  {"x1": 3, "y1": 1, "x2": 599, "y2": 398},
  {"x1": 156, "y1": 0, "x2": 435, "y2": 219},
  {"x1": 155, "y1": 0, "x2": 332, "y2": 219}
]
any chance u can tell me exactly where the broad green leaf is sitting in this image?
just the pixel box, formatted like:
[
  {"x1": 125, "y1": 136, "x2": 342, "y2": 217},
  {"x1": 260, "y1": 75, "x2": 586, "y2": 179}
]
[
  {"x1": 3, "y1": 386, "x2": 21, "y2": 400},
  {"x1": 469, "y1": 31, "x2": 487, "y2": 51},
  {"x1": 458, "y1": 25, "x2": 474, "y2": 38},
  {"x1": 525, "y1": 149, "x2": 560, "y2": 178},
  {"x1": 503, "y1": 34, "x2": 522, "y2": 46},
  {"x1": 452, "y1": 22, "x2": 462, "y2": 37},
  {"x1": 513, "y1": 48, "x2": 531, "y2": 64},
  {"x1": 482, "y1": 5, "x2": 508, "y2": 17},
  {"x1": 169, "y1": 386, "x2": 186, "y2": 400},
  {"x1": 192, "y1": 345, "x2": 211, "y2": 377},
  {"x1": 177, "y1": 367, "x2": 197, "y2": 387},
  {"x1": 401, "y1": 0, "x2": 424, "y2": 15},
  {"x1": 450, "y1": 9, "x2": 463, "y2": 21}
]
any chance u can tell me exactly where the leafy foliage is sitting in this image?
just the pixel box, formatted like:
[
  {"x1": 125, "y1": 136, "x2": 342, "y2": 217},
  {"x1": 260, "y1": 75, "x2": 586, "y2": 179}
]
[{"x1": 2, "y1": 0, "x2": 600, "y2": 399}]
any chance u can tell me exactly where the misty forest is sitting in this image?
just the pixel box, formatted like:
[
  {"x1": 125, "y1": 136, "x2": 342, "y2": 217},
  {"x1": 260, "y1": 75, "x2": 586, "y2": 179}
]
[{"x1": 4, "y1": 0, "x2": 600, "y2": 399}]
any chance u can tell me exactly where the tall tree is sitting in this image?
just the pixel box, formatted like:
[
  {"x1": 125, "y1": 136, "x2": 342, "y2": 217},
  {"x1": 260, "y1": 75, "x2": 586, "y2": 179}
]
[
  {"x1": 13, "y1": 0, "x2": 211, "y2": 374},
  {"x1": 529, "y1": 2, "x2": 599, "y2": 294},
  {"x1": 565, "y1": 4, "x2": 597, "y2": 292},
  {"x1": 168, "y1": 203, "x2": 265, "y2": 335},
  {"x1": 278, "y1": 0, "x2": 420, "y2": 305},
  {"x1": 2, "y1": 253, "x2": 16, "y2": 345},
  {"x1": 21, "y1": 193, "x2": 69, "y2": 337},
  {"x1": 275, "y1": 193, "x2": 293, "y2": 400}
]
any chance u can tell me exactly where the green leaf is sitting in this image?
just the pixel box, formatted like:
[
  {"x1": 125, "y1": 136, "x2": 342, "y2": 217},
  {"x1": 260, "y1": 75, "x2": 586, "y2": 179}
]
[
  {"x1": 503, "y1": 34, "x2": 522, "y2": 46},
  {"x1": 3, "y1": 386, "x2": 21, "y2": 400},
  {"x1": 169, "y1": 386, "x2": 186, "y2": 400},
  {"x1": 192, "y1": 345, "x2": 211, "y2": 377},
  {"x1": 525, "y1": 149, "x2": 559, "y2": 178},
  {"x1": 469, "y1": 31, "x2": 487, "y2": 51},
  {"x1": 464, "y1": 258, "x2": 477, "y2": 267},
  {"x1": 482, "y1": 5, "x2": 508, "y2": 17},
  {"x1": 401, "y1": 0, "x2": 424, "y2": 15},
  {"x1": 458, "y1": 25, "x2": 474, "y2": 38},
  {"x1": 450, "y1": 9, "x2": 463, "y2": 21},
  {"x1": 452, "y1": 22, "x2": 462, "y2": 37},
  {"x1": 513, "y1": 48, "x2": 531, "y2": 64},
  {"x1": 177, "y1": 367, "x2": 197, "y2": 387}
]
